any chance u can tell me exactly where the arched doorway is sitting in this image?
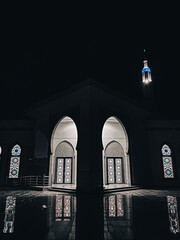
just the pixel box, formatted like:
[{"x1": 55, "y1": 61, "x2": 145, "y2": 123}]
[
  {"x1": 49, "y1": 116, "x2": 78, "y2": 190},
  {"x1": 102, "y1": 116, "x2": 131, "y2": 189}
]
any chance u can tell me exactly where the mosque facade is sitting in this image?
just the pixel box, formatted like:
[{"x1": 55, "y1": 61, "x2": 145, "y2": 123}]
[{"x1": 0, "y1": 57, "x2": 180, "y2": 193}]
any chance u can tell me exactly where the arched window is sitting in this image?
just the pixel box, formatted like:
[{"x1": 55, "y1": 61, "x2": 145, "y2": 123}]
[
  {"x1": 9, "y1": 144, "x2": 21, "y2": 178},
  {"x1": 162, "y1": 144, "x2": 174, "y2": 178}
]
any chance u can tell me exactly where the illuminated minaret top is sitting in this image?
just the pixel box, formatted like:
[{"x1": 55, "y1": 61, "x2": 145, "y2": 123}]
[{"x1": 142, "y1": 49, "x2": 152, "y2": 84}]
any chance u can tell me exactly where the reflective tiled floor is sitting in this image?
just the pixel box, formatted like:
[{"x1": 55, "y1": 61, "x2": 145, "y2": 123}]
[{"x1": 0, "y1": 189, "x2": 180, "y2": 239}]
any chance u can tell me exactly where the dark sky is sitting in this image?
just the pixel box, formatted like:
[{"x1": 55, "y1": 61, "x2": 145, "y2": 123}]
[{"x1": 1, "y1": 4, "x2": 179, "y2": 119}]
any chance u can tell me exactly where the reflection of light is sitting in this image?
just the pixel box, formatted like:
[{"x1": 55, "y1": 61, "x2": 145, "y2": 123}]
[
  {"x1": 167, "y1": 196, "x2": 180, "y2": 234},
  {"x1": 108, "y1": 195, "x2": 124, "y2": 218},
  {"x1": 3, "y1": 196, "x2": 16, "y2": 233},
  {"x1": 56, "y1": 195, "x2": 71, "y2": 221}
]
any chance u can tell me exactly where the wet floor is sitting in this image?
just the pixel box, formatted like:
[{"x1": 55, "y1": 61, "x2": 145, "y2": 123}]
[{"x1": 0, "y1": 189, "x2": 180, "y2": 239}]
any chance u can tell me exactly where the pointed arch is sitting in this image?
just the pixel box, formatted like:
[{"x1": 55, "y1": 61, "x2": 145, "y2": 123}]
[
  {"x1": 49, "y1": 116, "x2": 78, "y2": 189},
  {"x1": 161, "y1": 144, "x2": 174, "y2": 178},
  {"x1": 102, "y1": 116, "x2": 131, "y2": 188},
  {"x1": 9, "y1": 144, "x2": 21, "y2": 178},
  {"x1": 105, "y1": 141, "x2": 124, "y2": 158}
]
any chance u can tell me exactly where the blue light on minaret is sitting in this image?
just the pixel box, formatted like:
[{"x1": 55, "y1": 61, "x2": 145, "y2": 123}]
[{"x1": 142, "y1": 49, "x2": 152, "y2": 84}]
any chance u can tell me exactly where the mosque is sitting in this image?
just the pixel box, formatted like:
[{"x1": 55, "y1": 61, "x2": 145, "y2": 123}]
[{"x1": 0, "y1": 53, "x2": 179, "y2": 193}]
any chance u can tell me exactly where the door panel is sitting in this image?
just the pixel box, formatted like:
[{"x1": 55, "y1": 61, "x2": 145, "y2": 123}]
[
  {"x1": 107, "y1": 158, "x2": 115, "y2": 184},
  {"x1": 107, "y1": 157, "x2": 123, "y2": 184},
  {"x1": 56, "y1": 158, "x2": 64, "y2": 183},
  {"x1": 115, "y1": 158, "x2": 123, "y2": 183},
  {"x1": 56, "y1": 157, "x2": 72, "y2": 184},
  {"x1": 64, "y1": 158, "x2": 72, "y2": 184}
]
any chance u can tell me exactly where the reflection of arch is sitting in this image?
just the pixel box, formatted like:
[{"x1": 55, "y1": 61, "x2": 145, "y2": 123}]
[
  {"x1": 102, "y1": 117, "x2": 131, "y2": 189},
  {"x1": 49, "y1": 116, "x2": 78, "y2": 190}
]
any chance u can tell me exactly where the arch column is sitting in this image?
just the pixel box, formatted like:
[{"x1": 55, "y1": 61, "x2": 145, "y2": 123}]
[{"x1": 77, "y1": 102, "x2": 103, "y2": 193}]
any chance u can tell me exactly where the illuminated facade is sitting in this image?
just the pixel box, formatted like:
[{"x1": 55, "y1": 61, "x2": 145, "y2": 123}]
[{"x1": 0, "y1": 76, "x2": 179, "y2": 191}]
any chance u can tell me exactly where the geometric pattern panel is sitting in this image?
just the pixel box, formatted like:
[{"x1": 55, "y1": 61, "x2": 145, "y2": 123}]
[
  {"x1": 11, "y1": 144, "x2": 21, "y2": 156},
  {"x1": 3, "y1": 196, "x2": 16, "y2": 233},
  {"x1": 56, "y1": 158, "x2": 72, "y2": 184},
  {"x1": 108, "y1": 195, "x2": 124, "y2": 218},
  {"x1": 56, "y1": 195, "x2": 63, "y2": 220},
  {"x1": 56, "y1": 158, "x2": 64, "y2": 183},
  {"x1": 108, "y1": 195, "x2": 116, "y2": 217},
  {"x1": 55, "y1": 195, "x2": 71, "y2": 221},
  {"x1": 161, "y1": 144, "x2": 174, "y2": 179},
  {"x1": 115, "y1": 158, "x2": 123, "y2": 183},
  {"x1": 162, "y1": 144, "x2": 171, "y2": 156},
  {"x1": 107, "y1": 157, "x2": 123, "y2": 184},
  {"x1": 9, "y1": 157, "x2": 20, "y2": 178},
  {"x1": 116, "y1": 195, "x2": 124, "y2": 217},
  {"x1": 167, "y1": 196, "x2": 180, "y2": 234},
  {"x1": 64, "y1": 195, "x2": 71, "y2": 218},
  {"x1": 107, "y1": 158, "x2": 115, "y2": 184},
  {"x1": 163, "y1": 157, "x2": 174, "y2": 178},
  {"x1": 64, "y1": 158, "x2": 72, "y2": 184}
]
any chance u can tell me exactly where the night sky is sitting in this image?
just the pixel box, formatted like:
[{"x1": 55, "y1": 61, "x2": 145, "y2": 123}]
[{"x1": 1, "y1": 4, "x2": 179, "y2": 119}]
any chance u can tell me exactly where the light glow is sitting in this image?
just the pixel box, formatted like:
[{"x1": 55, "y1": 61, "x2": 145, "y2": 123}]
[{"x1": 167, "y1": 196, "x2": 180, "y2": 234}]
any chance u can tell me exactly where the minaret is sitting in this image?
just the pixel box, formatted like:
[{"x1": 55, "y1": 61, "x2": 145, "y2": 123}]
[
  {"x1": 142, "y1": 49, "x2": 152, "y2": 84},
  {"x1": 142, "y1": 49, "x2": 153, "y2": 109}
]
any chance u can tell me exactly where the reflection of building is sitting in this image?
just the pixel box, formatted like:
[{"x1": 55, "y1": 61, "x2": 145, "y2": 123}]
[
  {"x1": 104, "y1": 194, "x2": 133, "y2": 239},
  {"x1": 47, "y1": 194, "x2": 76, "y2": 240},
  {"x1": 167, "y1": 196, "x2": 180, "y2": 234},
  {"x1": 55, "y1": 195, "x2": 72, "y2": 221},
  {"x1": 3, "y1": 196, "x2": 16, "y2": 233}
]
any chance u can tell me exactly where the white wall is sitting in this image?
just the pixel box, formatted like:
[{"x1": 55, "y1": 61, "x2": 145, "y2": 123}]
[
  {"x1": 102, "y1": 117, "x2": 128, "y2": 153},
  {"x1": 102, "y1": 116, "x2": 131, "y2": 188},
  {"x1": 51, "y1": 117, "x2": 78, "y2": 153},
  {"x1": 49, "y1": 116, "x2": 78, "y2": 189}
]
